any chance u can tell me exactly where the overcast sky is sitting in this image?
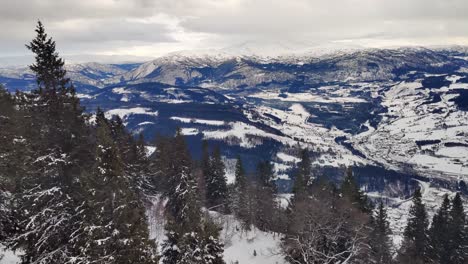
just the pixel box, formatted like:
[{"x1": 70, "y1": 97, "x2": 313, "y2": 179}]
[{"x1": 1, "y1": 0, "x2": 468, "y2": 59}]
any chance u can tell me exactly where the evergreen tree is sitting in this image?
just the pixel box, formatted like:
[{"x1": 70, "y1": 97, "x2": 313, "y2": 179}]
[
  {"x1": 341, "y1": 167, "x2": 372, "y2": 213},
  {"x1": 369, "y1": 201, "x2": 393, "y2": 264},
  {"x1": 254, "y1": 160, "x2": 277, "y2": 231},
  {"x1": 447, "y1": 193, "x2": 468, "y2": 264},
  {"x1": 234, "y1": 155, "x2": 246, "y2": 190},
  {"x1": 80, "y1": 117, "x2": 157, "y2": 264},
  {"x1": 26, "y1": 21, "x2": 70, "y2": 94},
  {"x1": 398, "y1": 188, "x2": 429, "y2": 264},
  {"x1": 287, "y1": 149, "x2": 312, "y2": 233},
  {"x1": 11, "y1": 21, "x2": 89, "y2": 264},
  {"x1": 0, "y1": 85, "x2": 21, "y2": 244},
  {"x1": 162, "y1": 129, "x2": 203, "y2": 264},
  {"x1": 201, "y1": 218, "x2": 225, "y2": 264},
  {"x1": 428, "y1": 194, "x2": 451, "y2": 263},
  {"x1": 292, "y1": 149, "x2": 310, "y2": 198},
  {"x1": 161, "y1": 130, "x2": 225, "y2": 264},
  {"x1": 206, "y1": 146, "x2": 228, "y2": 211},
  {"x1": 232, "y1": 155, "x2": 250, "y2": 227}
]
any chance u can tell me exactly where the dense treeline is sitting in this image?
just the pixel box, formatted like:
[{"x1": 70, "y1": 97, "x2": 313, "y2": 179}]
[{"x1": 0, "y1": 21, "x2": 467, "y2": 264}]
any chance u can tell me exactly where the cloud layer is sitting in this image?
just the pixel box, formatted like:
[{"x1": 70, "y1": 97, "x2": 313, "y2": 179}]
[{"x1": 1, "y1": 0, "x2": 468, "y2": 58}]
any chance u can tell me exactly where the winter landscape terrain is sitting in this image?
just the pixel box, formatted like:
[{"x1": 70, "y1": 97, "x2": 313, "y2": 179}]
[{"x1": 1, "y1": 43, "x2": 468, "y2": 263}]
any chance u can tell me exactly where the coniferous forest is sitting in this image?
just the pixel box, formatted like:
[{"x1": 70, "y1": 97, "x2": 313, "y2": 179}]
[{"x1": 0, "y1": 21, "x2": 467, "y2": 264}]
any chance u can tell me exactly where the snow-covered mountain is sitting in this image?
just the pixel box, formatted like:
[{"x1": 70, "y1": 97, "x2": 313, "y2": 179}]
[
  {"x1": 2, "y1": 47, "x2": 467, "y2": 184},
  {"x1": 2, "y1": 45, "x2": 468, "y2": 253}
]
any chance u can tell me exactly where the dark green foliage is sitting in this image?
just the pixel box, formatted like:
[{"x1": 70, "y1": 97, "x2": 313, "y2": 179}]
[
  {"x1": 161, "y1": 131, "x2": 225, "y2": 264},
  {"x1": 341, "y1": 167, "x2": 372, "y2": 213},
  {"x1": 1, "y1": 22, "x2": 158, "y2": 264},
  {"x1": 201, "y1": 218, "x2": 225, "y2": 264},
  {"x1": 447, "y1": 193, "x2": 468, "y2": 264},
  {"x1": 9, "y1": 21, "x2": 90, "y2": 264},
  {"x1": 234, "y1": 155, "x2": 246, "y2": 190},
  {"x1": 294, "y1": 149, "x2": 311, "y2": 193},
  {"x1": 26, "y1": 21, "x2": 69, "y2": 94},
  {"x1": 253, "y1": 160, "x2": 278, "y2": 231},
  {"x1": 232, "y1": 156, "x2": 251, "y2": 228},
  {"x1": 205, "y1": 146, "x2": 228, "y2": 211},
  {"x1": 161, "y1": 129, "x2": 201, "y2": 263},
  {"x1": 398, "y1": 188, "x2": 429, "y2": 264},
  {"x1": 369, "y1": 201, "x2": 393, "y2": 264},
  {"x1": 257, "y1": 160, "x2": 275, "y2": 191},
  {"x1": 428, "y1": 194, "x2": 451, "y2": 263},
  {"x1": 79, "y1": 120, "x2": 157, "y2": 263}
]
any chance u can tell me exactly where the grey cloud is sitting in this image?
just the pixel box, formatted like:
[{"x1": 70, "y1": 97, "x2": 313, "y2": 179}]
[{"x1": 0, "y1": 0, "x2": 468, "y2": 57}]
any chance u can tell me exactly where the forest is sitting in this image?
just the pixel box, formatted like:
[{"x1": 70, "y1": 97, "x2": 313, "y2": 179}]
[{"x1": 0, "y1": 21, "x2": 467, "y2": 264}]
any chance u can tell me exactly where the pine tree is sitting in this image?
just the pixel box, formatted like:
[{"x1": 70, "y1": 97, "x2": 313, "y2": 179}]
[
  {"x1": 234, "y1": 155, "x2": 246, "y2": 190},
  {"x1": 206, "y1": 146, "x2": 228, "y2": 211},
  {"x1": 292, "y1": 149, "x2": 310, "y2": 198},
  {"x1": 80, "y1": 117, "x2": 157, "y2": 264},
  {"x1": 287, "y1": 149, "x2": 312, "y2": 234},
  {"x1": 160, "y1": 130, "x2": 226, "y2": 264},
  {"x1": 162, "y1": 129, "x2": 203, "y2": 264},
  {"x1": 131, "y1": 133, "x2": 153, "y2": 193},
  {"x1": 0, "y1": 85, "x2": 20, "y2": 244},
  {"x1": 398, "y1": 188, "x2": 429, "y2": 264},
  {"x1": 232, "y1": 155, "x2": 250, "y2": 228},
  {"x1": 447, "y1": 193, "x2": 467, "y2": 264},
  {"x1": 341, "y1": 167, "x2": 372, "y2": 213},
  {"x1": 369, "y1": 201, "x2": 393, "y2": 264},
  {"x1": 201, "y1": 218, "x2": 225, "y2": 264},
  {"x1": 26, "y1": 21, "x2": 70, "y2": 95},
  {"x1": 428, "y1": 194, "x2": 451, "y2": 263},
  {"x1": 254, "y1": 160, "x2": 277, "y2": 231},
  {"x1": 10, "y1": 21, "x2": 89, "y2": 264}
]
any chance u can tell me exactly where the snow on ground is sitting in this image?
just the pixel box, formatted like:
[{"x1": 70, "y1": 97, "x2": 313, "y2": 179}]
[
  {"x1": 380, "y1": 180, "x2": 462, "y2": 249},
  {"x1": 145, "y1": 195, "x2": 286, "y2": 264},
  {"x1": 145, "y1": 146, "x2": 156, "y2": 156},
  {"x1": 138, "y1": 121, "x2": 155, "y2": 126},
  {"x1": 276, "y1": 194, "x2": 293, "y2": 209},
  {"x1": 210, "y1": 213, "x2": 286, "y2": 264},
  {"x1": 352, "y1": 80, "x2": 468, "y2": 180},
  {"x1": 250, "y1": 105, "x2": 368, "y2": 167},
  {"x1": 249, "y1": 91, "x2": 366, "y2": 103},
  {"x1": 145, "y1": 195, "x2": 167, "y2": 250},
  {"x1": 180, "y1": 127, "x2": 199, "y2": 135},
  {"x1": 0, "y1": 247, "x2": 20, "y2": 264},
  {"x1": 276, "y1": 152, "x2": 300, "y2": 163},
  {"x1": 170, "y1": 117, "x2": 226, "y2": 126},
  {"x1": 223, "y1": 157, "x2": 237, "y2": 184},
  {"x1": 105, "y1": 108, "x2": 159, "y2": 125},
  {"x1": 203, "y1": 121, "x2": 296, "y2": 149}
]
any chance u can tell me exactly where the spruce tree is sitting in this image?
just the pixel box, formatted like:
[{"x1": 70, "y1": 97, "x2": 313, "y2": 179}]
[
  {"x1": 162, "y1": 129, "x2": 203, "y2": 264},
  {"x1": 428, "y1": 194, "x2": 451, "y2": 263},
  {"x1": 232, "y1": 155, "x2": 250, "y2": 227},
  {"x1": 341, "y1": 167, "x2": 372, "y2": 213},
  {"x1": 292, "y1": 149, "x2": 310, "y2": 198},
  {"x1": 254, "y1": 160, "x2": 277, "y2": 231},
  {"x1": 369, "y1": 201, "x2": 393, "y2": 264},
  {"x1": 11, "y1": 21, "x2": 89, "y2": 264},
  {"x1": 26, "y1": 21, "x2": 70, "y2": 94},
  {"x1": 234, "y1": 155, "x2": 246, "y2": 190},
  {"x1": 161, "y1": 130, "x2": 226, "y2": 264},
  {"x1": 287, "y1": 149, "x2": 312, "y2": 233},
  {"x1": 80, "y1": 116, "x2": 157, "y2": 264},
  {"x1": 201, "y1": 218, "x2": 225, "y2": 264},
  {"x1": 447, "y1": 193, "x2": 467, "y2": 264},
  {"x1": 206, "y1": 146, "x2": 228, "y2": 211},
  {"x1": 398, "y1": 188, "x2": 429, "y2": 264}
]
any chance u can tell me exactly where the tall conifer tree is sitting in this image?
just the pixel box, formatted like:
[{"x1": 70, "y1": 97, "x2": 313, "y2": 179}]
[{"x1": 398, "y1": 188, "x2": 429, "y2": 264}]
